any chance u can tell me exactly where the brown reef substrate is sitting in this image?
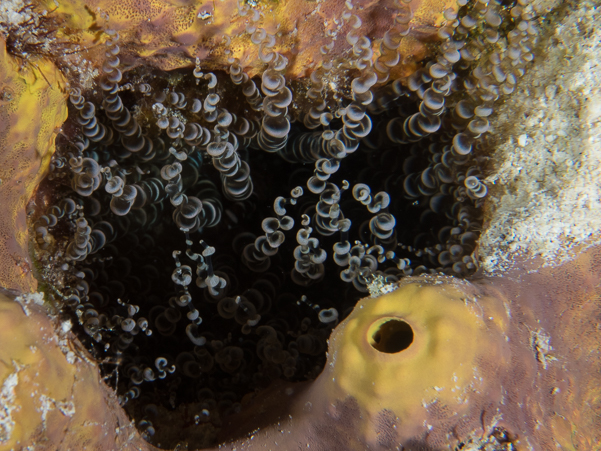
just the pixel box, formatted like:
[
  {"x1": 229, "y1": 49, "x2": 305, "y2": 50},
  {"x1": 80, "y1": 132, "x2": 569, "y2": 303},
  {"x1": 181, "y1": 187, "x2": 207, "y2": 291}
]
[{"x1": 0, "y1": 0, "x2": 600, "y2": 449}]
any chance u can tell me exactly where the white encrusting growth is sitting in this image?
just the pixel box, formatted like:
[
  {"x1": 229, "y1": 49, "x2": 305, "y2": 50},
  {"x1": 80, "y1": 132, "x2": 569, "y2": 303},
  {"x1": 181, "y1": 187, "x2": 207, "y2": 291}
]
[
  {"x1": 480, "y1": 0, "x2": 601, "y2": 272},
  {"x1": 0, "y1": 370, "x2": 18, "y2": 444}
]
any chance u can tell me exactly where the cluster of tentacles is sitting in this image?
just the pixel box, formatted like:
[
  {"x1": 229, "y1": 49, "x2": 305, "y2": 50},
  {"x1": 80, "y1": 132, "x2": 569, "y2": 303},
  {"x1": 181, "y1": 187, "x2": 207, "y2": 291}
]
[{"x1": 31, "y1": 0, "x2": 538, "y2": 444}]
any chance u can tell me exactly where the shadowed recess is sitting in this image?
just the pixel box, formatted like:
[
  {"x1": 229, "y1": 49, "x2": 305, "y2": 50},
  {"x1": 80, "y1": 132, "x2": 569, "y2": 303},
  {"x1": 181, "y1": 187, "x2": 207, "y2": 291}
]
[
  {"x1": 27, "y1": 0, "x2": 539, "y2": 447},
  {"x1": 369, "y1": 318, "x2": 414, "y2": 353}
]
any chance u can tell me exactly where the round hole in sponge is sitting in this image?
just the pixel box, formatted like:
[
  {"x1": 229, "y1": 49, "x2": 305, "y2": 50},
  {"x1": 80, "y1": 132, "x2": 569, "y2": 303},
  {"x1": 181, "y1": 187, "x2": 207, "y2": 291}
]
[{"x1": 368, "y1": 318, "x2": 414, "y2": 353}]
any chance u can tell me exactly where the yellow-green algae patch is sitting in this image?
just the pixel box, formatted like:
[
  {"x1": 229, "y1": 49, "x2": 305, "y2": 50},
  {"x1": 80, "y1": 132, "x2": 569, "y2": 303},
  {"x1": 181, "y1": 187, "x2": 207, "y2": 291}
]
[{"x1": 0, "y1": 36, "x2": 67, "y2": 294}]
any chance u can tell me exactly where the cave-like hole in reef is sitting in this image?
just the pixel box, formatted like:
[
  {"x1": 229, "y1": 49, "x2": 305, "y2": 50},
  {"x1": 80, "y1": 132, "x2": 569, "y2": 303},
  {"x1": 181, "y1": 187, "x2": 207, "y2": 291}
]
[
  {"x1": 370, "y1": 319, "x2": 414, "y2": 353},
  {"x1": 27, "y1": 0, "x2": 543, "y2": 438}
]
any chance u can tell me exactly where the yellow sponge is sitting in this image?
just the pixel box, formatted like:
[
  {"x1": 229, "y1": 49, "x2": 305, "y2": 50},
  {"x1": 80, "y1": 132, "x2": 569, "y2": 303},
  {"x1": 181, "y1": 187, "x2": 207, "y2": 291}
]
[
  {"x1": 320, "y1": 277, "x2": 511, "y2": 447},
  {"x1": 0, "y1": 292, "x2": 154, "y2": 451},
  {"x1": 216, "y1": 276, "x2": 516, "y2": 450}
]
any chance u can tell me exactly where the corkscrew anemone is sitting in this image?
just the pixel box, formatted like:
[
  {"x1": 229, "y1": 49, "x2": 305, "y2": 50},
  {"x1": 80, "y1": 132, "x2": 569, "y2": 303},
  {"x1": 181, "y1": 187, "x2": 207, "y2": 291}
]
[
  {"x1": 29, "y1": 0, "x2": 540, "y2": 444},
  {"x1": 25, "y1": 0, "x2": 539, "y2": 447},
  {"x1": 1, "y1": 0, "x2": 600, "y2": 449}
]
